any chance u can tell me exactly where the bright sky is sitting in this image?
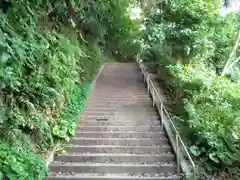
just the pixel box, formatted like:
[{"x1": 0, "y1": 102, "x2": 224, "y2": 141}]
[
  {"x1": 220, "y1": 0, "x2": 240, "y2": 16},
  {"x1": 129, "y1": 7, "x2": 142, "y2": 20}
]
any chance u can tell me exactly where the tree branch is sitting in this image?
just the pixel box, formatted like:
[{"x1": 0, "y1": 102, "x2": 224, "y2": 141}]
[
  {"x1": 227, "y1": 56, "x2": 240, "y2": 71},
  {"x1": 221, "y1": 29, "x2": 240, "y2": 76}
]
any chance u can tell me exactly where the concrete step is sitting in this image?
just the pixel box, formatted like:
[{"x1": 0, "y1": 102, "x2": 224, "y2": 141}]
[
  {"x1": 49, "y1": 163, "x2": 177, "y2": 175},
  {"x1": 65, "y1": 145, "x2": 172, "y2": 154},
  {"x1": 93, "y1": 88, "x2": 149, "y2": 91},
  {"x1": 81, "y1": 112, "x2": 158, "y2": 117},
  {"x1": 86, "y1": 101, "x2": 153, "y2": 104},
  {"x1": 80, "y1": 114, "x2": 159, "y2": 119},
  {"x1": 80, "y1": 116, "x2": 160, "y2": 120},
  {"x1": 47, "y1": 173, "x2": 181, "y2": 180},
  {"x1": 82, "y1": 109, "x2": 157, "y2": 114},
  {"x1": 75, "y1": 132, "x2": 165, "y2": 138},
  {"x1": 75, "y1": 126, "x2": 163, "y2": 132},
  {"x1": 47, "y1": 63, "x2": 181, "y2": 180},
  {"x1": 80, "y1": 121, "x2": 161, "y2": 126},
  {"x1": 88, "y1": 95, "x2": 151, "y2": 99},
  {"x1": 90, "y1": 92, "x2": 149, "y2": 94},
  {"x1": 87, "y1": 98, "x2": 152, "y2": 102},
  {"x1": 87, "y1": 100, "x2": 153, "y2": 104},
  {"x1": 84, "y1": 104, "x2": 154, "y2": 109},
  {"x1": 90, "y1": 94, "x2": 150, "y2": 97},
  {"x1": 91, "y1": 88, "x2": 148, "y2": 91},
  {"x1": 70, "y1": 138, "x2": 169, "y2": 146},
  {"x1": 81, "y1": 111, "x2": 158, "y2": 116},
  {"x1": 54, "y1": 153, "x2": 175, "y2": 163},
  {"x1": 86, "y1": 99, "x2": 152, "y2": 102}
]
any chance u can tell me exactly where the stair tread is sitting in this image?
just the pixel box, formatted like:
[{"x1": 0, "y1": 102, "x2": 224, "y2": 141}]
[
  {"x1": 75, "y1": 132, "x2": 164, "y2": 133},
  {"x1": 75, "y1": 132, "x2": 165, "y2": 137},
  {"x1": 76, "y1": 126, "x2": 164, "y2": 132},
  {"x1": 47, "y1": 63, "x2": 180, "y2": 179},
  {"x1": 55, "y1": 153, "x2": 174, "y2": 156},
  {"x1": 49, "y1": 164, "x2": 178, "y2": 174},
  {"x1": 76, "y1": 125, "x2": 163, "y2": 127},
  {"x1": 47, "y1": 173, "x2": 181, "y2": 179},
  {"x1": 67, "y1": 145, "x2": 170, "y2": 147},
  {"x1": 71, "y1": 137, "x2": 167, "y2": 139},
  {"x1": 51, "y1": 163, "x2": 176, "y2": 166}
]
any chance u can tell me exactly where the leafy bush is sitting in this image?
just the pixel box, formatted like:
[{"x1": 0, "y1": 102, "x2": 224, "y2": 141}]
[
  {"x1": 52, "y1": 83, "x2": 91, "y2": 141},
  {"x1": 168, "y1": 64, "x2": 240, "y2": 166},
  {"x1": 0, "y1": 18, "x2": 97, "y2": 180},
  {"x1": 142, "y1": 0, "x2": 240, "y2": 70},
  {"x1": 141, "y1": 0, "x2": 240, "y2": 175},
  {"x1": 0, "y1": 0, "x2": 142, "y2": 178},
  {"x1": 0, "y1": 141, "x2": 48, "y2": 179}
]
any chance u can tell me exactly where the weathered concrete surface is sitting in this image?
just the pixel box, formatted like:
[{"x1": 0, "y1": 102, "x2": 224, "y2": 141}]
[{"x1": 46, "y1": 63, "x2": 181, "y2": 180}]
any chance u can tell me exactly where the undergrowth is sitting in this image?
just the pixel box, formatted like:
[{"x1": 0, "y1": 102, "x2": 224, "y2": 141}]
[
  {"x1": 0, "y1": 0, "x2": 141, "y2": 179},
  {"x1": 52, "y1": 83, "x2": 91, "y2": 142},
  {"x1": 0, "y1": 142, "x2": 48, "y2": 179},
  {"x1": 141, "y1": 0, "x2": 240, "y2": 179}
]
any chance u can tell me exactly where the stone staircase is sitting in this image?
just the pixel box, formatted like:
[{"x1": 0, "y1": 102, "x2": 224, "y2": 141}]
[{"x1": 46, "y1": 63, "x2": 182, "y2": 180}]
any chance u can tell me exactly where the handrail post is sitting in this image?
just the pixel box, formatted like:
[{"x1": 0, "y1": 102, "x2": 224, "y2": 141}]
[
  {"x1": 176, "y1": 135, "x2": 180, "y2": 175},
  {"x1": 152, "y1": 90, "x2": 155, "y2": 107},
  {"x1": 160, "y1": 103, "x2": 164, "y2": 130},
  {"x1": 143, "y1": 71, "x2": 146, "y2": 83},
  {"x1": 192, "y1": 166, "x2": 196, "y2": 180},
  {"x1": 147, "y1": 76, "x2": 150, "y2": 94}
]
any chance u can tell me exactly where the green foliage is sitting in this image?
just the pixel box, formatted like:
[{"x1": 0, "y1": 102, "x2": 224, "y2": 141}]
[
  {"x1": 89, "y1": 0, "x2": 142, "y2": 60},
  {"x1": 53, "y1": 83, "x2": 91, "y2": 141},
  {"x1": 142, "y1": 0, "x2": 240, "y2": 71},
  {"x1": 141, "y1": 0, "x2": 240, "y2": 175},
  {"x1": 168, "y1": 64, "x2": 240, "y2": 166},
  {"x1": 0, "y1": 141, "x2": 48, "y2": 179},
  {"x1": 0, "y1": 0, "x2": 140, "y2": 178},
  {"x1": 50, "y1": 0, "x2": 142, "y2": 60}
]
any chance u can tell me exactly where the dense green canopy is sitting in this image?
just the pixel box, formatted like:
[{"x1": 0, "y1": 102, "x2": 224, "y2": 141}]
[
  {"x1": 0, "y1": 0, "x2": 141, "y2": 179},
  {"x1": 141, "y1": 0, "x2": 240, "y2": 178}
]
